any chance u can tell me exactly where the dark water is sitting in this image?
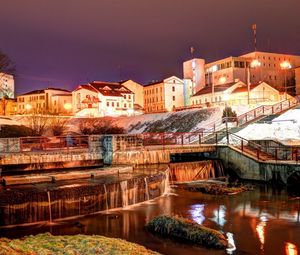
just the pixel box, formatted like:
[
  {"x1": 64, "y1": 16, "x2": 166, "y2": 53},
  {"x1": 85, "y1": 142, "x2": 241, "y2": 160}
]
[{"x1": 1, "y1": 185, "x2": 300, "y2": 255}]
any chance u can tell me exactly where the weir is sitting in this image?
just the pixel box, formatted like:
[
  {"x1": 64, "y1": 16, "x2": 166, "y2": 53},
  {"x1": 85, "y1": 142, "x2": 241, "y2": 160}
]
[{"x1": 0, "y1": 168, "x2": 170, "y2": 227}]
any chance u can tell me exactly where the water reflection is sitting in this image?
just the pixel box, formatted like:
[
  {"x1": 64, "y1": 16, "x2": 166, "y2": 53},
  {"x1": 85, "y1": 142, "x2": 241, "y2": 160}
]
[
  {"x1": 256, "y1": 215, "x2": 268, "y2": 251},
  {"x1": 189, "y1": 204, "x2": 205, "y2": 225},
  {"x1": 286, "y1": 242, "x2": 298, "y2": 255},
  {"x1": 210, "y1": 205, "x2": 227, "y2": 227},
  {"x1": 226, "y1": 232, "x2": 236, "y2": 254}
]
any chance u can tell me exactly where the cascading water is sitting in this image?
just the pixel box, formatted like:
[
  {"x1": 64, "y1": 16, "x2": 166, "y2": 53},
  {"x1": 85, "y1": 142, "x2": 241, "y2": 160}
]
[
  {"x1": 103, "y1": 184, "x2": 109, "y2": 211},
  {"x1": 47, "y1": 191, "x2": 52, "y2": 223},
  {"x1": 144, "y1": 177, "x2": 150, "y2": 201},
  {"x1": 120, "y1": 181, "x2": 129, "y2": 208},
  {"x1": 169, "y1": 160, "x2": 225, "y2": 182}
]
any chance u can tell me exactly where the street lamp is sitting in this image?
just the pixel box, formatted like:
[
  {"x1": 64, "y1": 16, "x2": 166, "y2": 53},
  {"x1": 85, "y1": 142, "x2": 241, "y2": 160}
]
[
  {"x1": 247, "y1": 59, "x2": 261, "y2": 104},
  {"x1": 63, "y1": 103, "x2": 72, "y2": 114},
  {"x1": 280, "y1": 61, "x2": 292, "y2": 100},
  {"x1": 223, "y1": 92, "x2": 230, "y2": 144}
]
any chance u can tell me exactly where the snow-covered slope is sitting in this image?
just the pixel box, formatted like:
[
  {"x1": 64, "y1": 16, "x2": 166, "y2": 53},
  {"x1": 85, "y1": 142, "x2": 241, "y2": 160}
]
[{"x1": 232, "y1": 107, "x2": 300, "y2": 145}]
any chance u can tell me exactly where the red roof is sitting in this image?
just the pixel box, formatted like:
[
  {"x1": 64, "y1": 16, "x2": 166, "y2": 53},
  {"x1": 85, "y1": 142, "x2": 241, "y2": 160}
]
[
  {"x1": 231, "y1": 84, "x2": 259, "y2": 94},
  {"x1": 74, "y1": 82, "x2": 134, "y2": 97}
]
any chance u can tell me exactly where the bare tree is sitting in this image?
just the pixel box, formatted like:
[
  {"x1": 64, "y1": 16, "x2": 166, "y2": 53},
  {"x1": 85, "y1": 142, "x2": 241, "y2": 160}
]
[
  {"x1": 0, "y1": 50, "x2": 15, "y2": 115},
  {"x1": 24, "y1": 114, "x2": 50, "y2": 136},
  {"x1": 48, "y1": 117, "x2": 69, "y2": 136}
]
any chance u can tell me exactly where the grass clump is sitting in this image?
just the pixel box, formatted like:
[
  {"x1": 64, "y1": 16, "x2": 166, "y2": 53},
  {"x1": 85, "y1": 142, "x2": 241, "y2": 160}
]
[
  {"x1": 183, "y1": 182, "x2": 253, "y2": 195},
  {"x1": 145, "y1": 215, "x2": 228, "y2": 249},
  {"x1": 0, "y1": 233, "x2": 160, "y2": 255}
]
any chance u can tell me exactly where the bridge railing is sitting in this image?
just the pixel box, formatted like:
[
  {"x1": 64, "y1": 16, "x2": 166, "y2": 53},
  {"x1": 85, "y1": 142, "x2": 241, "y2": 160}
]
[
  {"x1": 228, "y1": 133, "x2": 300, "y2": 162},
  {"x1": 0, "y1": 135, "x2": 90, "y2": 153}
]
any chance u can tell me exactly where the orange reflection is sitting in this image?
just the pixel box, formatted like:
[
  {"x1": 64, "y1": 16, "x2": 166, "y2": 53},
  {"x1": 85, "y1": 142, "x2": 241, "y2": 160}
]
[
  {"x1": 285, "y1": 242, "x2": 298, "y2": 255},
  {"x1": 256, "y1": 220, "x2": 266, "y2": 250}
]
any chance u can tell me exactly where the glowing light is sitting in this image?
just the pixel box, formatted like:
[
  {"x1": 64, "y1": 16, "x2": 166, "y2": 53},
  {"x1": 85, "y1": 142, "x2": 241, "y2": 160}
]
[
  {"x1": 280, "y1": 61, "x2": 292, "y2": 70},
  {"x1": 250, "y1": 59, "x2": 261, "y2": 68},
  {"x1": 285, "y1": 242, "x2": 298, "y2": 255},
  {"x1": 25, "y1": 104, "x2": 32, "y2": 110},
  {"x1": 219, "y1": 76, "x2": 227, "y2": 84},
  {"x1": 210, "y1": 205, "x2": 227, "y2": 227},
  {"x1": 63, "y1": 103, "x2": 72, "y2": 110}
]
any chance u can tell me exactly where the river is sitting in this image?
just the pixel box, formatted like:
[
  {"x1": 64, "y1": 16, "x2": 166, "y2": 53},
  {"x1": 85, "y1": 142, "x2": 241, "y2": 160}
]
[{"x1": 1, "y1": 183, "x2": 300, "y2": 255}]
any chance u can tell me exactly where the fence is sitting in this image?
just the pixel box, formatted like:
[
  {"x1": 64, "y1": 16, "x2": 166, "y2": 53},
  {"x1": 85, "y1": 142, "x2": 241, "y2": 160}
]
[{"x1": 0, "y1": 135, "x2": 90, "y2": 153}]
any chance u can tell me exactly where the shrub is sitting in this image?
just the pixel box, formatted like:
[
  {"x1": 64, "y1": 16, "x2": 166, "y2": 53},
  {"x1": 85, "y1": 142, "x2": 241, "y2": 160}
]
[
  {"x1": 79, "y1": 118, "x2": 125, "y2": 135},
  {"x1": 145, "y1": 215, "x2": 228, "y2": 249},
  {"x1": 0, "y1": 125, "x2": 34, "y2": 138}
]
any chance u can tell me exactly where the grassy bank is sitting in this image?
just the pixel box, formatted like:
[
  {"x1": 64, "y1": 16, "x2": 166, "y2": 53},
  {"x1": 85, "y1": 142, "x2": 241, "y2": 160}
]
[
  {"x1": 0, "y1": 233, "x2": 160, "y2": 255},
  {"x1": 145, "y1": 215, "x2": 228, "y2": 249}
]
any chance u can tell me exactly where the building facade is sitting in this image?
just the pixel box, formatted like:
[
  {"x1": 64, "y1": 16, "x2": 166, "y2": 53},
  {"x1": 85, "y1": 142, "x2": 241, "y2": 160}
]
[
  {"x1": 17, "y1": 88, "x2": 72, "y2": 114},
  {"x1": 191, "y1": 81, "x2": 285, "y2": 106},
  {"x1": 121, "y1": 79, "x2": 144, "y2": 109},
  {"x1": 295, "y1": 67, "x2": 300, "y2": 95},
  {"x1": 143, "y1": 76, "x2": 184, "y2": 113},
  {"x1": 72, "y1": 82, "x2": 134, "y2": 117},
  {"x1": 0, "y1": 73, "x2": 15, "y2": 99},
  {"x1": 183, "y1": 58, "x2": 205, "y2": 93},
  {"x1": 185, "y1": 51, "x2": 300, "y2": 96}
]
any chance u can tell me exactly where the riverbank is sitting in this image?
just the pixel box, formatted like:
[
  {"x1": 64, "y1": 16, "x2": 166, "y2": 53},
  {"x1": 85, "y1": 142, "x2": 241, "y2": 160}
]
[{"x1": 0, "y1": 233, "x2": 159, "y2": 255}]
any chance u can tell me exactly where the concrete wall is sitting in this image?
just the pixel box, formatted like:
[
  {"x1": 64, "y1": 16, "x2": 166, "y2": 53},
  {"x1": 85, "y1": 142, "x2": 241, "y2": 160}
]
[{"x1": 218, "y1": 146, "x2": 300, "y2": 184}]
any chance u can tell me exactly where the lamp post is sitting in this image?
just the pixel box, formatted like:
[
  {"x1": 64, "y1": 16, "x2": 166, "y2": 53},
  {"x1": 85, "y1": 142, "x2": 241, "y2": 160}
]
[
  {"x1": 280, "y1": 61, "x2": 292, "y2": 100},
  {"x1": 223, "y1": 92, "x2": 230, "y2": 144},
  {"x1": 247, "y1": 59, "x2": 261, "y2": 104}
]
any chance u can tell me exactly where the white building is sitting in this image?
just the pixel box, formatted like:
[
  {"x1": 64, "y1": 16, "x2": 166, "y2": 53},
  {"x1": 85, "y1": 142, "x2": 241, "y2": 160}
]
[
  {"x1": 143, "y1": 76, "x2": 184, "y2": 113},
  {"x1": 73, "y1": 81, "x2": 134, "y2": 117},
  {"x1": 191, "y1": 81, "x2": 286, "y2": 106},
  {"x1": 0, "y1": 72, "x2": 15, "y2": 98}
]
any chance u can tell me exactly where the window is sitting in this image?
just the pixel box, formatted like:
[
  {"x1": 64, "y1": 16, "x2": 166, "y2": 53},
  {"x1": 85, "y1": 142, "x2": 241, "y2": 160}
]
[
  {"x1": 117, "y1": 102, "x2": 120, "y2": 107},
  {"x1": 107, "y1": 102, "x2": 109, "y2": 107},
  {"x1": 172, "y1": 86, "x2": 175, "y2": 92},
  {"x1": 124, "y1": 103, "x2": 126, "y2": 108},
  {"x1": 172, "y1": 96, "x2": 175, "y2": 101},
  {"x1": 128, "y1": 95, "x2": 131, "y2": 99},
  {"x1": 112, "y1": 102, "x2": 114, "y2": 107}
]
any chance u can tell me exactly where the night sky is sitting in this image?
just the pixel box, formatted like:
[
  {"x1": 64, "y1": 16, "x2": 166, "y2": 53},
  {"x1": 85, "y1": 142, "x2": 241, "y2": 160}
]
[{"x1": 1, "y1": 0, "x2": 300, "y2": 95}]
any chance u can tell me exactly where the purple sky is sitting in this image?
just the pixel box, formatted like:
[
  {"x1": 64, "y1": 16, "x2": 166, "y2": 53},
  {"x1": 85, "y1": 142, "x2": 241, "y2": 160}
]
[{"x1": 1, "y1": 0, "x2": 300, "y2": 95}]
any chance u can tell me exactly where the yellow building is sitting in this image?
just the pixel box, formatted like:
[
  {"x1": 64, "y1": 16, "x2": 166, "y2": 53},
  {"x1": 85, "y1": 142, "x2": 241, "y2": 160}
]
[
  {"x1": 17, "y1": 88, "x2": 72, "y2": 115},
  {"x1": 121, "y1": 79, "x2": 144, "y2": 109},
  {"x1": 0, "y1": 98, "x2": 17, "y2": 116},
  {"x1": 144, "y1": 76, "x2": 184, "y2": 113}
]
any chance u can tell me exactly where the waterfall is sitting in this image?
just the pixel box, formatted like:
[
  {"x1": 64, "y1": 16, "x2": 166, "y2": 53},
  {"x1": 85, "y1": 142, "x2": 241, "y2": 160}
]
[
  {"x1": 103, "y1": 184, "x2": 109, "y2": 211},
  {"x1": 47, "y1": 191, "x2": 52, "y2": 223},
  {"x1": 169, "y1": 160, "x2": 225, "y2": 182},
  {"x1": 120, "y1": 181, "x2": 129, "y2": 207},
  {"x1": 132, "y1": 179, "x2": 138, "y2": 205},
  {"x1": 163, "y1": 169, "x2": 170, "y2": 195},
  {"x1": 144, "y1": 177, "x2": 150, "y2": 201}
]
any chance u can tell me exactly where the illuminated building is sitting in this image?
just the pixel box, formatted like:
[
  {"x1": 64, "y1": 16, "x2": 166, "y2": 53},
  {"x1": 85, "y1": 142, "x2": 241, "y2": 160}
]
[
  {"x1": 17, "y1": 88, "x2": 72, "y2": 115},
  {"x1": 183, "y1": 58, "x2": 205, "y2": 93},
  {"x1": 191, "y1": 81, "x2": 285, "y2": 106},
  {"x1": 120, "y1": 79, "x2": 144, "y2": 109},
  {"x1": 72, "y1": 81, "x2": 134, "y2": 117},
  {"x1": 143, "y1": 76, "x2": 184, "y2": 113},
  {"x1": 185, "y1": 51, "x2": 300, "y2": 95},
  {"x1": 296, "y1": 66, "x2": 300, "y2": 95},
  {"x1": 0, "y1": 72, "x2": 15, "y2": 99}
]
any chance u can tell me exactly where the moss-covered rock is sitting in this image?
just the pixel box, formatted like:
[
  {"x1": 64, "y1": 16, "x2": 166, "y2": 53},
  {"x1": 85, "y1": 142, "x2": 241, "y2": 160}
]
[
  {"x1": 145, "y1": 215, "x2": 228, "y2": 249},
  {"x1": 0, "y1": 233, "x2": 160, "y2": 255}
]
